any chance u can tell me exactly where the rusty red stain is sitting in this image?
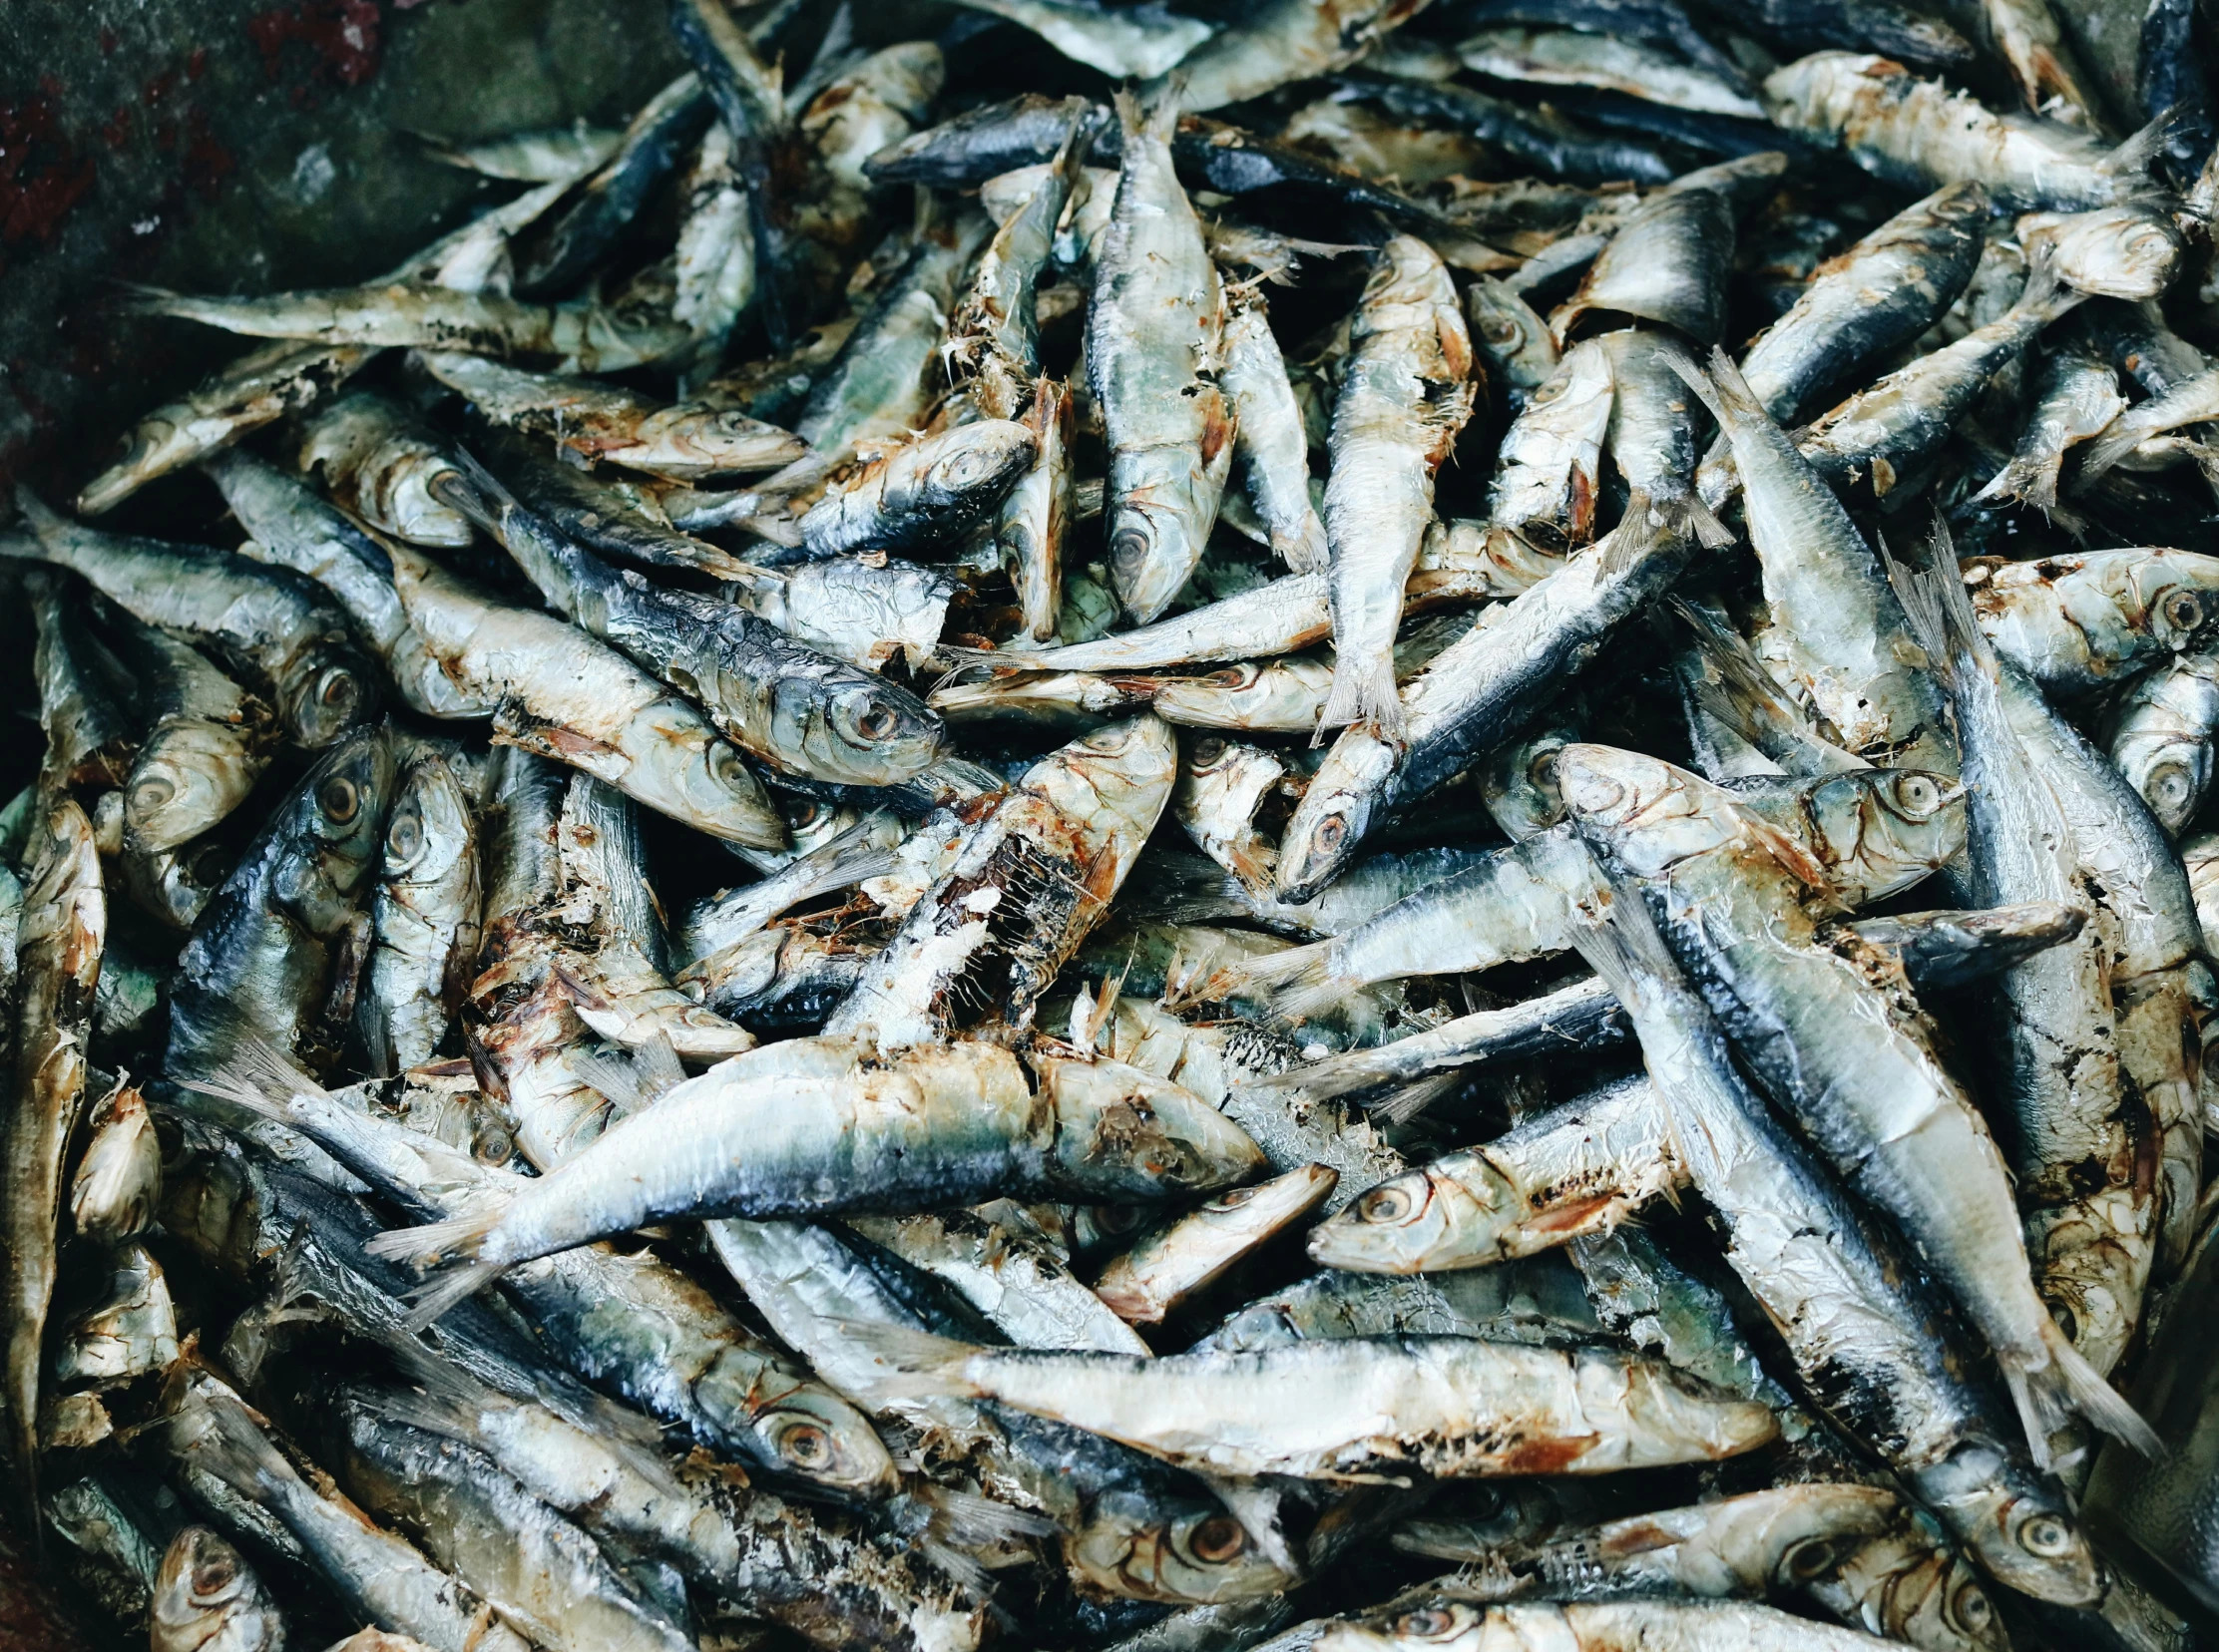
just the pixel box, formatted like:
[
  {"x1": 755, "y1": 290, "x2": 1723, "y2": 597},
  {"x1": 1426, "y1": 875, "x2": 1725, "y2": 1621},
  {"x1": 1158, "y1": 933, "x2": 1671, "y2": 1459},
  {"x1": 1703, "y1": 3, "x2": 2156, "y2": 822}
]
[
  {"x1": 248, "y1": 0, "x2": 387, "y2": 90},
  {"x1": 98, "y1": 27, "x2": 119, "y2": 54},
  {"x1": 0, "y1": 94, "x2": 97, "y2": 253}
]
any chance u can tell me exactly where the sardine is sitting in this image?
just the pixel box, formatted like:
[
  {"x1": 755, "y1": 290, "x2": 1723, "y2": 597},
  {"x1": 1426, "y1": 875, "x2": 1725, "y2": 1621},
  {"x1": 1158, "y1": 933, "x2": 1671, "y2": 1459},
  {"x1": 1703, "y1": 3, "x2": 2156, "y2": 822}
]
[
  {"x1": 514, "y1": 72, "x2": 715, "y2": 295},
  {"x1": 295, "y1": 392, "x2": 477, "y2": 550},
  {"x1": 1174, "y1": 737, "x2": 1287, "y2": 892},
  {"x1": 150, "y1": 1525, "x2": 285, "y2": 1652},
  {"x1": 1973, "y1": 330, "x2": 2125, "y2": 521},
  {"x1": 1158, "y1": 0, "x2": 1436, "y2": 114},
  {"x1": 2, "y1": 800, "x2": 104, "y2": 1539},
  {"x1": 1220, "y1": 289, "x2": 1329, "y2": 574},
  {"x1": 359, "y1": 754, "x2": 482, "y2": 1077},
  {"x1": 485, "y1": 438, "x2": 757, "y2": 580},
  {"x1": 2081, "y1": 367, "x2": 2219, "y2": 481},
  {"x1": 9, "y1": 491, "x2": 378, "y2": 750},
  {"x1": 1317, "y1": 1597, "x2": 1953, "y2": 1649},
  {"x1": 671, "y1": 121, "x2": 754, "y2": 385},
  {"x1": 52, "y1": 1241, "x2": 179, "y2": 1386},
  {"x1": 1091, "y1": 90, "x2": 1233, "y2": 623},
  {"x1": 797, "y1": 420, "x2": 1038, "y2": 558},
  {"x1": 1964, "y1": 547, "x2": 2219, "y2": 693},
  {"x1": 1485, "y1": 338, "x2": 1614, "y2": 562},
  {"x1": 1319, "y1": 236, "x2": 1476, "y2": 736},
  {"x1": 1095, "y1": 1163, "x2": 1340, "y2": 1324},
  {"x1": 68, "y1": 1079, "x2": 161, "y2": 1243},
  {"x1": 2019, "y1": 202, "x2": 2185, "y2": 301},
  {"x1": 423, "y1": 117, "x2": 625, "y2": 182},
  {"x1": 1552, "y1": 154, "x2": 1788, "y2": 344},
  {"x1": 2109, "y1": 651, "x2": 2219, "y2": 833},
  {"x1": 947, "y1": 0, "x2": 1211, "y2": 77},
  {"x1": 1458, "y1": 26, "x2": 1766, "y2": 118},
  {"x1": 27, "y1": 573, "x2": 137, "y2": 801},
  {"x1": 1463, "y1": 275, "x2": 1559, "y2": 400}
]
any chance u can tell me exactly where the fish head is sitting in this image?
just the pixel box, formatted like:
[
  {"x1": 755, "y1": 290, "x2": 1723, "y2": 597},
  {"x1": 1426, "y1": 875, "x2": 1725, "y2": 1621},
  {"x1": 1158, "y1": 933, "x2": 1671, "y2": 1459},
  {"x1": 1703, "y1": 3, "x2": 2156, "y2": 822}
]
[
  {"x1": 1917, "y1": 1440, "x2": 2102, "y2": 1606},
  {"x1": 746, "y1": 1385, "x2": 904, "y2": 1499},
  {"x1": 126, "y1": 718, "x2": 263, "y2": 854},
  {"x1": 1555, "y1": 744, "x2": 1741, "y2": 879},
  {"x1": 2119, "y1": 728, "x2": 2211, "y2": 835},
  {"x1": 274, "y1": 725, "x2": 398, "y2": 929},
  {"x1": 1023, "y1": 714, "x2": 1180, "y2": 884},
  {"x1": 636, "y1": 715, "x2": 789, "y2": 850},
  {"x1": 1274, "y1": 730, "x2": 1399, "y2": 903},
  {"x1": 2115, "y1": 551, "x2": 2219, "y2": 657},
  {"x1": 1106, "y1": 433, "x2": 1231, "y2": 626},
  {"x1": 1803, "y1": 768, "x2": 1964, "y2": 903},
  {"x1": 1760, "y1": 50, "x2": 1895, "y2": 135},
  {"x1": 1316, "y1": 1601, "x2": 1493, "y2": 1649},
  {"x1": 918, "y1": 419, "x2": 1037, "y2": 506},
  {"x1": 1481, "y1": 727, "x2": 1572, "y2": 841},
  {"x1": 379, "y1": 454, "x2": 478, "y2": 549},
  {"x1": 382, "y1": 754, "x2": 476, "y2": 894},
  {"x1": 277, "y1": 641, "x2": 378, "y2": 750},
  {"x1": 1463, "y1": 276, "x2": 1555, "y2": 390},
  {"x1": 1305, "y1": 1162, "x2": 1500, "y2": 1273},
  {"x1": 1036, "y1": 1052, "x2": 1267, "y2": 1198},
  {"x1": 1066, "y1": 1488, "x2": 1299, "y2": 1604},
  {"x1": 780, "y1": 674, "x2": 949, "y2": 788},
  {"x1": 152, "y1": 1525, "x2": 275, "y2": 1651}
]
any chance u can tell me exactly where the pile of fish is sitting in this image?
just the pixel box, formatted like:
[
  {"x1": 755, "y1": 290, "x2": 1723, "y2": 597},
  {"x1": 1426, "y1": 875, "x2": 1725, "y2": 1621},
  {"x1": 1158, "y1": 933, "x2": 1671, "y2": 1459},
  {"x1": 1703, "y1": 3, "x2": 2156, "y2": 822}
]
[{"x1": 13, "y1": 0, "x2": 2219, "y2": 1645}]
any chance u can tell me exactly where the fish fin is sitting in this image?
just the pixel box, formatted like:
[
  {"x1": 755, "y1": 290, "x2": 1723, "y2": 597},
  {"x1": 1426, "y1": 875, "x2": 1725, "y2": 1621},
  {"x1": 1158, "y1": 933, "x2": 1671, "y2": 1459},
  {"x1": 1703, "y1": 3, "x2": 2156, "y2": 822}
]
[
  {"x1": 1666, "y1": 346, "x2": 1772, "y2": 443},
  {"x1": 1185, "y1": 938, "x2": 1332, "y2": 1012},
  {"x1": 11, "y1": 486, "x2": 67, "y2": 538},
  {"x1": 1368, "y1": 1071, "x2": 1461, "y2": 1125},
  {"x1": 423, "y1": 443, "x2": 505, "y2": 527},
  {"x1": 2009, "y1": 246, "x2": 2086, "y2": 328},
  {"x1": 1124, "y1": 851, "x2": 1250, "y2": 926},
  {"x1": 1315, "y1": 651, "x2": 1407, "y2": 742},
  {"x1": 1563, "y1": 885, "x2": 1675, "y2": 1014},
  {"x1": 919, "y1": 1536, "x2": 1000, "y2": 1604},
  {"x1": 1275, "y1": 511, "x2": 1331, "y2": 576},
  {"x1": 2101, "y1": 112, "x2": 2174, "y2": 183},
  {"x1": 399, "y1": 1262, "x2": 508, "y2": 1334},
  {"x1": 824, "y1": 1318, "x2": 984, "y2": 1403},
  {"x1": 1672, "y1": 598, "x2": 1819, "y2": 754},
  {"x1": 921, "y1": 1483, "x2": 1059, "y2": 1545},
  {"x1": 180, "y1": 1034, "x2": 333, "y2": 1116},
  {"x1": 1221, "y1": 835, "x2": 1278, "y2": 895},
  {"x1": 364, "y1": 1208, "x2": 504, "y2": 1271},
  {"x1": 2005, "y1": 1322, "x2": 2162, "y2": 1463}
]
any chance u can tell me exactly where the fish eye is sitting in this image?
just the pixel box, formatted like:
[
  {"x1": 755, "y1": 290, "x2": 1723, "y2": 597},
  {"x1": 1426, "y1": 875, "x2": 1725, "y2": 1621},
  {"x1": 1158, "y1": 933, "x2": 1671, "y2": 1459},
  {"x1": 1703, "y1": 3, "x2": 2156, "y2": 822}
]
[
  {"x1": 2161, "y1": 589, "x2": 2205, "y2": 637},
  {"x1": 2147, "y1": 761, "x2": 2196, "y2": 815},
  {"x1": 1098, "y1": 1204, "x2": 1145, "y2": 1235},
  {"x1": 1396, "y1": 1608, "x2": 1460, "y2": 1639},
  {"x1": 1191, "y1": 737, "x2": 1227, "y2": 767},
  {"x1": 856, "y1": 703, "x2": 900, "y2": 742},
  {"x1": 1110, "y1": 528, "x2": 1151, "y2": 568},
  {"x1": 709, "y1": 743, "x2": 750, "y2": 793},
  {"x1": 387, "y1": 808, "x2": 425, "y2": 862},
  {"x1": 1208, "y1": 1185, "x2": 1257, "y2": 1210},
  {"x1": 473, "y1": 1125, "x2": 515, "y2": 1166},
  {"x1": 1357, "y1": 1184, "x2": 1414, "y2": 1223},
  {"x1": 191, "y1": 1553, "x2": 237, "y2": 1594},
  {"x1": 319, "y1": 777, "x2": 360, "y2": 824},
  {"x1": 1314, "y1": 815, "x2": 1346, "y2": 852},
  {"x1": 2017, "y1": 1513, "x2": 2076, "y2": 1558},
  {"x1": 1779, "y1": 1536, "x2": 1840, "y2": 1581},
  {"x1": 1528, "y1": 748, "x2": 1559, "y2": 792},
  {"x1": 131, "y1": 773, "x2": 179, "y2": 816},
  {"x1": 1951, "y1": 1581, "x2": 1995, "y2": 1631},
  {"x1": 1483, "y1": 315, "x2": 1520, "y2": 344},
  {"x1": 1188, "y1": 1515, "x2": 1247, "y2": 1563},
  {"x1": 1890, "y1": 774, "x2": 1941, "y2": 818},
  {"x1": 318, "y1": 665, "x2": 358, "y2": 707},
  {"x1": 775, "y1": 1420, "x2": 833, "y2": 1467}
]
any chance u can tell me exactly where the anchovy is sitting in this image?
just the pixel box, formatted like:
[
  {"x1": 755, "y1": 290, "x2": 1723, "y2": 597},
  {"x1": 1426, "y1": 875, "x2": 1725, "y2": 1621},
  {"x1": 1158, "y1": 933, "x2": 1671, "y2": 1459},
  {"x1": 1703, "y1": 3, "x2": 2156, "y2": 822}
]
[
  {"x1": 8, "y1": 491, "x2": 378, "y2": 750},
  {"x1": 1737, "y1": 182, "x2": 1989, "y2": 423},
  {"x1": 1320, "y1": 236, "x2": 1476, "y2": 736},
  {"x1": 1764, "y1": 52, "x2": 2162, "y2": 211},
  {"x1": 1090, "y1": 90, "x2": 1233, "y2": 623}
]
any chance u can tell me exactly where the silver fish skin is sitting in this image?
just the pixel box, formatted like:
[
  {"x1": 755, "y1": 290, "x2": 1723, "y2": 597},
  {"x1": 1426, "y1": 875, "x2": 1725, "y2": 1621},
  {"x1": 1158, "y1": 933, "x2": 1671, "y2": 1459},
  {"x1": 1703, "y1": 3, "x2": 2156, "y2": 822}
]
[
  {"x1": 77, "y1": 339, "x2": 375, "y2": 517},
  {"x1": 26, "y1": 571, "x2": 137, "y2": 800},
  {"x1": 1000, "y1": 378, "x2": 1078, "y2": 642},
  {"x1": 786, "y1": 44, "x2": 946, "y2": 305},
  {"x1": 847, "y1": 1322, "x2": 1779, "y2": 1480},
  {"x1": 1221, "y1": 289, "x2": 1328, "y2": 575},
  {"x1": 1796, "y1": 261, "x2": 2084, "y2": 495},
  {"x1": 1316, "y1": 1598, "x2": 1934, "y2": 1650},
  {"x1": 425, "y1": 117, "x2": 624, "y2": 182},
  {"x1": 458, "y1": 466, "x2": 948, "y2": 788},
  {"x1": 1964, "y1": 548, "x2": 2219, "y2": 694},
  {"x1": 330, "y1": 1390, "x2": 694, "y2": 1652},
  {"x1": 207, "y1": 449, "x2": 491, "y2": 721},
  {"x1": 415, "y1": 350, "x2": 801, "y2": 481},
  {"x1": 844, "y1": 1209, "x2": 1152, "y2": 1354},
  {"x1": 1736, "y1": 181, "x2": 1989, "y2": 422},
  {"x1": 9, "y1": 492, "x2": 376, "y2": 751},
  {"x1": 124, "y1": 279, "x2": 690, "y2": 373},
  {"x1": 1090, "y1": 90, "x2": 1234, "y2": 623},
  {"x1": 1764, "y1": 51, "x2": 2161, "y2": 211},
  {"x1": 951, "y1": 115, "x2": 1092, "y2": 419},
  {"x1": 1673, "y1": 351, "x2": 1956, "y2": 771},
  {"x1": 1152, "y1": 0, "x2": 1435, "y2": 113},
  {"x1": 1486, "y1": 335, "x2": 1612, "y2": 564},
  {"x1": 1319, "y1": 236, "x2": 1475, "y2": 737},
  {"x1": 1973, "y1": 330, "x2": 2124, "y2": 521},
  {"x1": 52, "y1": 1241, "x2": 179, "y2": 1386},
  {"x1": 151, "y1": 1525, "x2": 285, "y2": 1652},
  {"x1": 1573, "y1": 890, "x2": 2108, "y2": 1606},
  {"x1": 797, "y1": 420, "x2": 1039, "y2": 558},
  {"x1": 95, "y1": 598, "x2": 275, "y2": 856},
  {"x1": 1600, "y1": 328, "x2": 1732, "y2": 555},
  {"x1": 973, "y1": 573, "x2": 1334, "y2": 672},
  {"x1": 1197, "y1": 1253, "x2": 1605, "y2": 1356},
  {"x1": 1983, "y1": 653, "x2": 2207, "y2": 1275},
  {"x1": 1095, "y1": 1162, "x2": 1339, "y2": 1325},
  {"x1": 161, "y1": 1371, "x2": 534, "y2": 1652},
  {"x1": 1558, "y1": 741, "x2": 2157, "y2": 1468},
  {"x1": 1552, "y1": 154, "x2": 1787, "y2": 344},
  {"x1": 2018, "y1": 203, "x2": 2185, "y2": 301},
  {"x1": 359, "y1": 754, "x2": 482, "y2": 1077},
  {"x1": 295, "y1": 392, "x2": 476, "y2": 550},
  {"x1": 368, "y1": 1036, "x2": 1263, "y2": 1281},
  {"x1": 68, "y1": 1078, "x2": 162, "y2": 1242},
  {"x1": 828, "y1": 717, "x2": 1175, "y2": 1047},
  {"x1": 2080, "y1": 368, "x2": 2219, "y2": 481},
  {"x1": 1307, "y1": 1072, "x2": 1673, "y2": 1273},
  {"x1": 384, "y1": 542, "x2": 786, "y2": 846},
  {"x1": 1278, "y1": 520, "x2": 1698, "y2": 900},
  {"x1": 1463, "y1": 275, "x2": 1558, "y2": 399},
  {"x1": 167, "y1": 729, "x2": 395, "y2": 1078},
  {"x1": 676, "y1": 812, "x2": 900, "y2": 969},
  {"x1": 670, "y1": 121, "x2": 754, "y2": 387},
  {"x1": 2109, "y1": 651, "x2": 2219, "y2": 833},
  {"x1": 1673, "y1": 602, "x2": 1868, "y2": 781},
  {"x1": 1127, "y1": 845, "x2": 1495, "y2": 940},
  {"x1": 947, "y1": 0, "x2": 1211, "y2": 77},
  {"x1": 1174, "y1": 737, "x2": 1286, "y2": 892},
  {"x1": 741, "y1": 555, "x2": 955, "y2": 672}
]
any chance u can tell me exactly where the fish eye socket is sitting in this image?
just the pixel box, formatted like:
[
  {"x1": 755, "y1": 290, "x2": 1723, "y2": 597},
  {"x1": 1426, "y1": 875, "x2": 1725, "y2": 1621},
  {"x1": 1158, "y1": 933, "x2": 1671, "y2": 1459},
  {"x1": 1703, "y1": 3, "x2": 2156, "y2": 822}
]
[
  {"x1": 855, "y1": 703, "x2": 900, "y2": 742},
  {"x1": 1357, "y1": 1184, "x2": 1414, "y2": 1223},
  {"x1": 131, "y1": 774, "x2": 179, "y2": 815},
  {"x1": 319, "y1": 777, "x2": 360, "y2": 824},
  {"x1": 1779, "y1": 1536, "x2": 1840, "y2": 1581},
  {"x1": 191, "y1": 1555, "x2": 237, "y2": 1595},
  {"x1": 473, "y1": 1125, "x2": 515, "y2": 1165},
  {"x1": 1952, "y1": 1582, "x2": 1995, "y2": 1630},
  {"x1": 1188, "y1": 1515, "x2": 1247, "y2": 1563},
  {"x1": 1208, "y1": 1185, "x2": 1257, "y2": 1210},
  {"x1": 2017, "y1": 1513, "x2": 2076, "y2": 1557},
  {"x1": 1192, "y1": 737, "x2": 1227, "y2": 767},
  {"x1": 1315, "y1": 815, "x2": 1347, "y2": 851},
  {"x1": 709, "y1": 743, "x2": 749, "y2": 792},
  {"x1": 1483, "y1": 315, "x2": 1520, "y2": 344},
  {"x1": 388, "y1": 809, "x2": 425, "y2": 861},
  {"x1": 1098, "y1": 1204, "x2": 1145, "y2": 1235},
  {"x1": 2149, "y1": 761, "x2": 2195, "y2": 810},
  {"x1": 1529, "y1": 749, "x2": 1559, "y2": 791},
  {"x1": 1110, "y1": 527, "x2": 1151, "y2": 567},
  {"x1": 775, "y1": 1420, "x2": 833, "y2": 1466},
  {"x1": 1396, "y1": 1608, "x2": 1460, "y2": 1638},
  {"x1": 318, "y1": 666, "x2": 358, "y2": 707},
  {"x1": 2163, "y1": 590, "x2": 2205, "y2": 636},
  {"x1": 1891, "y1": 774, "x2": 1941, "y2": 818}
]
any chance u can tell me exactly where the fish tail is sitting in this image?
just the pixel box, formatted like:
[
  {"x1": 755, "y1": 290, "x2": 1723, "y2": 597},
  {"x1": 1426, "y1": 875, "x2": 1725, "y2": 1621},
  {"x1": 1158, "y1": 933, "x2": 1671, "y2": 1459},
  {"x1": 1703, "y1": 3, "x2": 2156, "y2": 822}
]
[
  {"x1": 2101, "y1": 111, "x2": 2174, "y2": 182},
  {"x1": 2080, "y1": 412, "x2": 2147, "y2": 482},
  {"x1": 1659, "y1": 346, "x2": 1747, "y2": 438},
  {"x1": 2010, "y1": 246, "x2": 2085, "y2": 328},
  {"x1": 1276, "y1": 510, "x2": 1331, "y2": 576},
  {"x1": 401, "y1": 1262, "x2": 508, "y2": 1333},
  {"x1": 1271, "y1": 964, "x2": 1370, "y2": 1028},
  {"x1": 1190, "y1": 937, "x2": 1333, "y2": 1010},
  {"x1": 2018, "y1": 1320, "x2": 2163, "y2": 1460},
  {"x1": 364, "y1": 1207, "x2": 505, "y2": 1272},
  {"x1": 1370, "y1": 1071, "x2": 1462, "y2": 1124},
  {"x1": 1315, "y1": 650, "x2": 1407, "y2": 742},
  {"x1": 827, "y1": 1318, "x2": 984, "y2": 1405}
]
